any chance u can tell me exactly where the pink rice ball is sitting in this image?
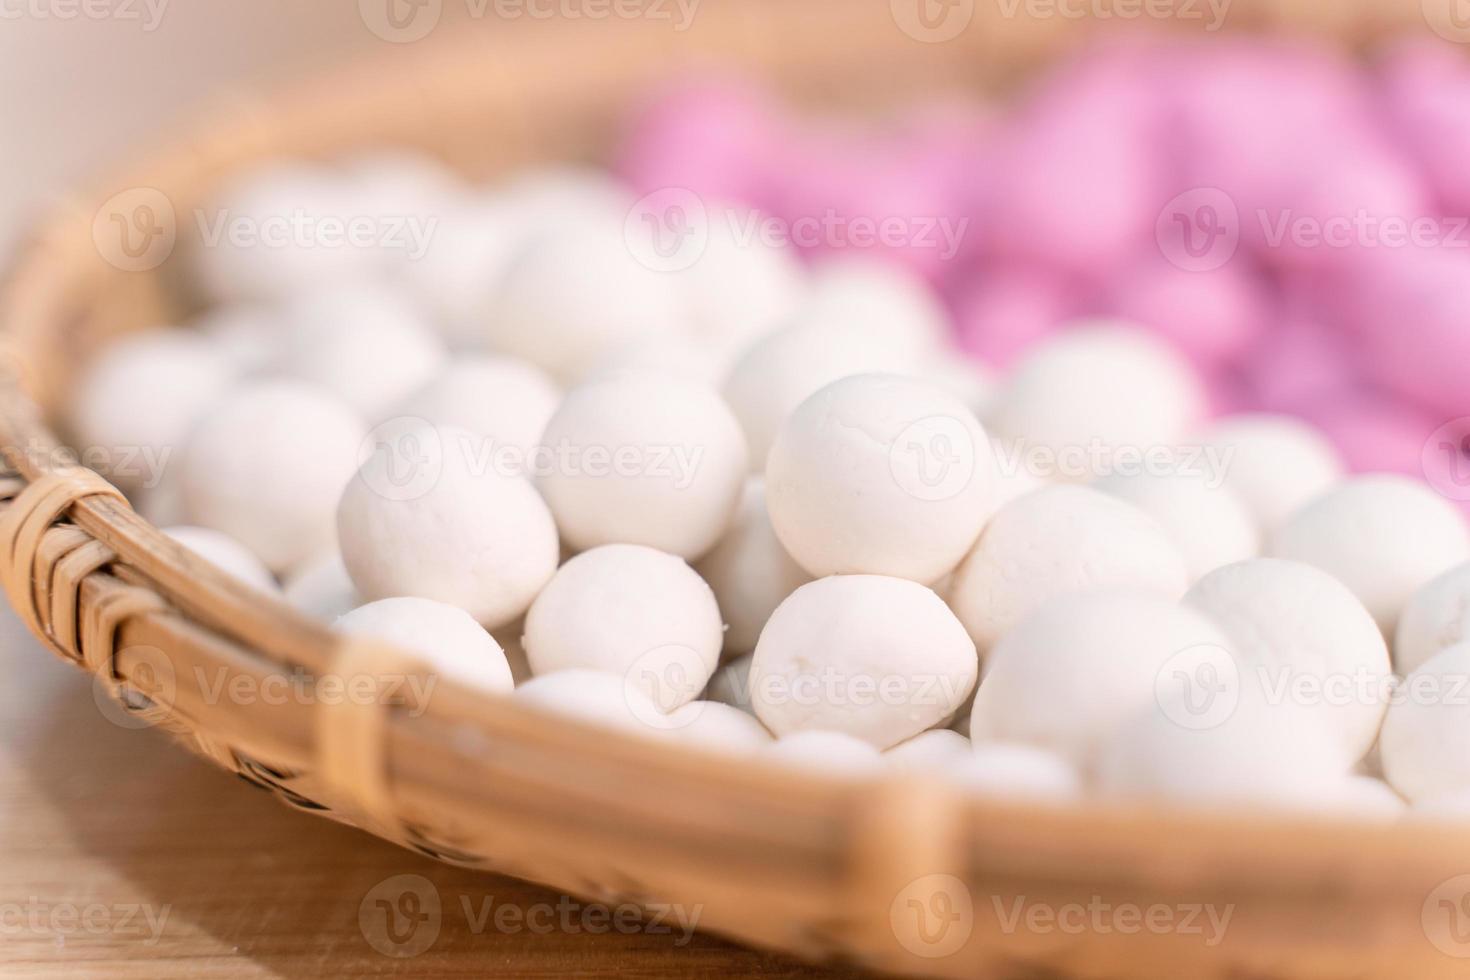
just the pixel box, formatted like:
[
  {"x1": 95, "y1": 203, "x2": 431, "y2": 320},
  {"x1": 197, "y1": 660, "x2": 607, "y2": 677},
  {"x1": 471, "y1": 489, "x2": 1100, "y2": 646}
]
[
  {"x1": 768, "y1": 124, "x2": 981, "y2": 282},
  {"x1": 1378, "y1": 38, "x2": 1470, "y2": 216},
  {"x1": 1299, "y1": 393, "x2": 1439, "y2": 478},
  {"x1": 1341, "y1": 244, "x2": 1470, "y2": 420},
  {"x1": 1106, "y1": 255, "x2": 1271, "y2": 369},
  {"x1": 617, "y1": 77, "x2": 789, "y2": 207},
  {"x1": 1243, "y1": 315, "x2": 1359, "y2": 415},
  {"x1": 952, "y1": 265, "x2": 1079, "y2": 369},
  {"x1": 983, "y1": 65, "x2": 1167, "y2": 280},
  {"x1": 1169, "y1": 39, "x2": 1428, "y2": 272},
  {"x1": 1172, "y1": 39, "x2": 1372, "y2": 211}
]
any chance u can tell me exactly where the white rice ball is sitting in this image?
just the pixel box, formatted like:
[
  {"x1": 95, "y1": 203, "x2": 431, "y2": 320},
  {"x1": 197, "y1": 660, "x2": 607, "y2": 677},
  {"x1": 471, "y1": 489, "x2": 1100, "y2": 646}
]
[
  {"x1": 1271, "y1": 475, "x2": 1470, "y2": 635},
  {"x1": 885, "y1": 729, "x2": 972, "y2": 773},
  {"x1": 499, "y1": 166, "x2": 633, "y2": 228},
  {"x1": 722, "y1": 322, "x2": 923, "y2": 472},
  {"x1": 761, "y1": 731, "x2": 884, "y2": 778},
  {"x1": 193, "y1": 163, "x2": 380, "y2": 303},
  {"x1": 522, "y1": 544, "x2": 724, "y2": 711},
  {"x1": 536, "y1": 371, "x2": 747, "y2": 560},
  {"x1": 924, "y1": 355, "x2": 997, "y2": 420},
  {"x1": 1407, "y1": 789, "x2": 1470, "y2": 823},
  {"x1": 659, "y1": 701, "x2": 772, "y2": 755},
  {"x1": 749, "y1": 575, "x2": 978, "y2": 749},
  {"x1": 282, "y1": 550, "x2": 360, "y2": 621},
  {"x1": 190, "y1": 305, "x2": 283, "y2": 376},
  {"x1": 399, "y1": 195, "x2": 525, "y2": 349},
  {"x1": 181, "y1": 380, "x2": 365, "y2": 572},
  {"x1": 948, "y1": 485, "x2": 1189, "y2": 654},
  {"x1": 512, "y1": 669, "x2": 662, "y2": 738},
  {"x1": 590, "y1": 337, "x2": 727, "y2": 387},
  {"x1": 985, "y1": 437, "x2": 1051, "y2": 509},
  {"x1": 486, "y1": 219, "x2": 684, "y2": 383},
  {"x1": 765, "y1": 374, "x2": 997, "y2": 584},
  {"x1": 341, "y1": 150, "x2": 460, "y2": 223},
  {"x1": 1381, "y1": 643, "x2": 1470, "y2": 802},
  {"x1": 491, "y1": 622, "x2": 533, "y2": 686},
  {"x1": 1316, "y1": 777, "x2": 1406, "y2": 823},
  {"x1": 950, "y1": 743, "x2": 1081, "y2": 803},
  {"x1": 133, "y1": 467, "x2": 188, "y2": 527},
  {"x1": 336, "y1": 421, "x2": 559, "y2": 629},
  {"x1": 1196, "y1": 413, "x2": 1344, "y2": 532},
  {"x1": 989, "y1": 324, "x2": 1206, "y2": 480},
  {"x1": 1395, "y1": 563, "x2": 1470, "y2": 676},
  {"x1": 1184, "y1": 558, "x2": 1392, "y2": 768},
  {"x1": 163, "y1": 525, "x2": 277, "y2": 594},
  {"x1": 1096, "y1": 690, "x2": 1351, "y2": 810},
  {"x1": 1094, "y1": 471, "x2": 1260, "y2": 583},
  {"x1": 274, "y1": 282, "x2": 446, "y2": 421},
  {"x1": 801, "y1": 256, "x2": 950, "y2": 361},
  {"x1": 390, "y1": 355, "x2": 560, "y2": 465},
  {"x1": 333, "y1": 596, "x2": 513, "y2": 696},
  {"x1": 703, "y1": 653, "x2": 756, "y2": 717},
  {"x1": 71, "y1": 329, "x2": 237, "y2": 491},
  {"x1": 694, "y1": 477, "x2": 812, "y2": 657},
  {"x1": 970, "y1": 590, "x2": 1234, "y2": 765},
  {"x1": 676, "y1": 205, "x2": 806, "y2": 358}
]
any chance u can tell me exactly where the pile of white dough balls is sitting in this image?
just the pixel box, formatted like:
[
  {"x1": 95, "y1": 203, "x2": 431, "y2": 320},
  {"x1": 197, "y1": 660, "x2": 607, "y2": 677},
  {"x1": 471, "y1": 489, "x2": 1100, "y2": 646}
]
[{"x1": 66, "y1": 150, "x2": 1470, "y2": 821}]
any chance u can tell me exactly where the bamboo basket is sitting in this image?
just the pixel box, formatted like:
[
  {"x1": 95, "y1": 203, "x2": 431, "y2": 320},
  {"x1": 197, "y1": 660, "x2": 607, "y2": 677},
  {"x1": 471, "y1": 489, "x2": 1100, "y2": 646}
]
[{"x1": 3, "y1": 2, "x2": 1468, "y2": 976}]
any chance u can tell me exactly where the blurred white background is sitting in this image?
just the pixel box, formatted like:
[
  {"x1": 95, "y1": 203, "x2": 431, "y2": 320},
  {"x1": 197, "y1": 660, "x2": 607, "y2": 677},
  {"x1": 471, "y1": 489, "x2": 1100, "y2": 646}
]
[{"x1": 0, "y1": 2, "x2": 406, "y2": 254}]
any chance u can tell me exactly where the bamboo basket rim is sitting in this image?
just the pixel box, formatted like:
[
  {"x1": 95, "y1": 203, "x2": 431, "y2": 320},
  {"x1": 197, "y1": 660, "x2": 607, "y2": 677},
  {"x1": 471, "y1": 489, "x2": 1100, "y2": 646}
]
[{"x1": 2, "y1": 5, "x2": 1468, "y2": 976}]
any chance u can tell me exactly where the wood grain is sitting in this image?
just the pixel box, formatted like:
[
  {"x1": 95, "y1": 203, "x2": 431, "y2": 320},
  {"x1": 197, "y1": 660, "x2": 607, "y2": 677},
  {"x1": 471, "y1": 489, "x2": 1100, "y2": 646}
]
[{"x1": 0, "y1": 606, "x2": 862, "y2": 979}]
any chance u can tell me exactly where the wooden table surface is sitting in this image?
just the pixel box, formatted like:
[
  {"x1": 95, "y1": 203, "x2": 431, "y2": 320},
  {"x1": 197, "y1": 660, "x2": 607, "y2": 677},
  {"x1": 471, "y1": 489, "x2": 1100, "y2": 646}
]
[{"x1": 0, "y1": 605, "x2": 865, "y2": 978}]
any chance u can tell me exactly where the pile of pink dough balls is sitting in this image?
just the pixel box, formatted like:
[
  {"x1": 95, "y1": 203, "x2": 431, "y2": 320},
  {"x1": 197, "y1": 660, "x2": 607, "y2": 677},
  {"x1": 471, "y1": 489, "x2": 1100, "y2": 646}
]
[{"x1": 618, "y1": 34, "x2": 1470, "y2": 500}]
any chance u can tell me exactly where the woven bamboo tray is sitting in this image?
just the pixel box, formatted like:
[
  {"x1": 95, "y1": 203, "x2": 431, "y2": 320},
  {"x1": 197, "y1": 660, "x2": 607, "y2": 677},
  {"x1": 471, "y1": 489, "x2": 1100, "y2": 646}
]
[{"x1": 3, "y1": 2, "x2": 1467, "y2": 976}]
